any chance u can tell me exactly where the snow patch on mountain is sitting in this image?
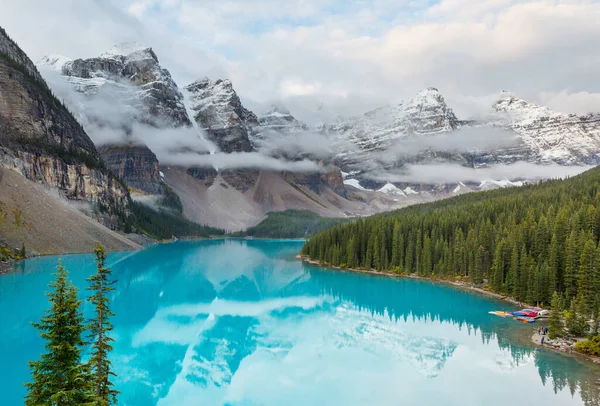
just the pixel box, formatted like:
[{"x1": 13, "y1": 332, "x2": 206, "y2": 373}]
[
  {"x1": 343, "y1": 179, "x2": 370, "y2": 191},
  {"x1": 378, "y1": 183, "x2": 406, "y2": 197},
  {"x1": 478, "y1": 179, "x2": 524, "y2": 191},
  {"x1": 491, "y1": 94, "x2": 600, "y2": 164},
  {"x1": 184, "y1": 78, "x2": 258, "y2": 153}
]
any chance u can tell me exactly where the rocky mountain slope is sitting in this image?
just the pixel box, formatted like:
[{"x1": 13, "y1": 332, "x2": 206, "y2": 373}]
[
  {"x1": 324, "y1": 88, "x2": 600, "y2": 192},
  {"x1": 327, "y1": 87, "x2": 459, "y2": 153},
  {"x1": 38, "y1": 46, "x2": 410, "y2": 230},
  {"x1": 184, "y1": 78, "x2": 257, "y2": 153},
  {"x1": 0, "y1": 26, "x2": 138, "y2": 253},
  {"x1": 0, "y1": 167, "x2": 140, "y2": 255},
  {"x1": 38, "y1": 43, "x2": 193, "y2": 195},
  {"x1": 491, "y1": 93, "x2": 600, "y2": 164},
  {"x1": 34, "y1": 39, "x2": 600, "y2": 231}
]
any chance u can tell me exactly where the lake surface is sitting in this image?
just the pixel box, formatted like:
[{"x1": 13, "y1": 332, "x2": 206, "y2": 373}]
[{"x1": 1, "y1": 239, "x2": 599, "y2": 405}]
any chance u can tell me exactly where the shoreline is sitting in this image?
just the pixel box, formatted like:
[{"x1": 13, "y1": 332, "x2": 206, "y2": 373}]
[
  {"x1": 298, "y1": 255, "x2": 534, "y2": 308},
  {"x1": 298, "y1": 255, "x2": 600, "y2": 366},
  {"x1": 0, "y1": 235, "x2": 262, "y2": 275}
]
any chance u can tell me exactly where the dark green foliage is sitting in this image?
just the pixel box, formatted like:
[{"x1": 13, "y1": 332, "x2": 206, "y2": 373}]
[
  {"x1": 302, "y1": 166, "x2": 600, "y2": 309},
  {"x1": 575, "y1": 336, "x2": 600, "y2": 356},
  {"x1": 25, "y1": 263, "x2": 94, "y2": 405},
  {"x1": 87, "y1": 244, "x2": 119, "y2": 405},
  {"x1": 0, "y1": 246, "x2": 18, "y2": 261},
  {"x1": 566, "y1": 295, "x2": 589, "y2": 337},
  {"x1": 159, "y1": 184, "x2": 184, "y2": 214},
  {"x1": 548, "y1": 292, "x2": 565, "y2": 339},
  {"x1": 130, "y1": 201, "x2": 224, "y2": 240},
  {"x1": 235, "y1": 210, "x2": 349, "y2": 239}
]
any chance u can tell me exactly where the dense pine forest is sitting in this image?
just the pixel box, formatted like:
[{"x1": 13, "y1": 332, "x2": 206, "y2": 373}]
[
  {"x1": 128, "y1": 201, "x2": 225, "y2": 240},
  {"x1": 234, "y1": 210, "x2": 348, "y2": 239},
  {"x1": 302, "y1": 166, "x2": 600, "y2": 313}
]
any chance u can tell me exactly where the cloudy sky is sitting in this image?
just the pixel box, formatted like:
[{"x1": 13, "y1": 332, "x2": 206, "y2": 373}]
[{"x1": 3, "y1": 0, "x2": 600, "y2": 122}]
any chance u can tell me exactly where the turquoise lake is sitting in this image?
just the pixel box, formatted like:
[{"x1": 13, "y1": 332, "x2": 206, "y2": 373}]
[{"x1": 1, "y1": 239, "x2": 599, "y2": 405}]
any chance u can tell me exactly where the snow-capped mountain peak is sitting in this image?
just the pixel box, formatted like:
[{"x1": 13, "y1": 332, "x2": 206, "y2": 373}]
[
  {"x1": 258, "y1": 102, "x2": 307, "y2": 133},
  {"x1": 490, "y1": 93, "x2": 600, "y2": 164},
  {"x1": 184, "y1": 77, "x2": 258, "y2": 152},
  {"x1": 377, "y1": 183, "x2": 407, "y2": 197},
  {"x1": 100, "y1": 42, "x2": 151, "y2": 59}
]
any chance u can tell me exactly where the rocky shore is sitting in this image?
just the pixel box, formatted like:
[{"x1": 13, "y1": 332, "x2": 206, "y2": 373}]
[{"x1": 531, "y1": 331, "x2": 600, "y2": 364}]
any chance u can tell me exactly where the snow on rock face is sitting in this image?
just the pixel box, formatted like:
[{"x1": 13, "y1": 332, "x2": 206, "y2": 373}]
[
  {"x1": 327, "y1": 87, "x2": 459, "y2": 157},
  {"x1": 377, "y1": 183, "x2": 407, "y2": 197},
  {"x1": 36, "y1": 44, "x2": 191, "y2": 195},
  {"x1": 343, "y1": 178, "x2": 370, "y2": 191},
  {"x1": 490, "y1": 95, "x2": 600, "y2": 165},
  {"x1": 403, "y1": 187, "x2": 419, "y2": 195},
  {"x1": 38, "y1": 44, "x2": 191, "y2": 128},
  {"x1": 478, "y1": 179, "x2": 524, "y2": 191},
  {"x1": 184, "y1": 78, "x2": 258, "y2": 153},
  {"x1": 258, "y1": 104, "x2": 308, "y2": 133}
]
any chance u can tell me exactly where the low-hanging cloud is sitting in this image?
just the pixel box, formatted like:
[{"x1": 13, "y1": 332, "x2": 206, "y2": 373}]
[
  {"x1": 367, "y1": 162, "x2": 593, "y2": 185},
  {"x1": 40, "y1": 64, "x2": 327, "y2": 173},
  {"x1": 161, "y1": 152, "x2": 323, "y2": 173},
  {"x1": 40, "y1": 65, "x2": 220, "y2": 153},
  {"x1": 375, "y1": 127, "x2": 520, "y2": 163},
  {"x1": 254, "y1": 129, "x2": 358, "y2": 161}
]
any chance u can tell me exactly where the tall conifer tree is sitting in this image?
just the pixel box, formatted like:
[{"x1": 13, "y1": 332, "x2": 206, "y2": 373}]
[
  {"x1": 26, "y1": 263, "x2": 93, "y2": 405},
  {"x1": 87, "y1": 244, "x2": 119, "y2": 405}
]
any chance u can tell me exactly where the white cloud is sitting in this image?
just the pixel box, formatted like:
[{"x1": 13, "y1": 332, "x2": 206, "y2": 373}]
[
  {"x1": 369, "y1": 162, "x2": 593, "y2": 184},
  {"x1": 161, "y1": 152, "x2": 323, "y2": 172},
  {"x1": 376, "y1": 127, "x2": 520, "y2": 162},
  {"x1": 3, "y1": 0, "x2": 600, "y2": 127},
  {"x1": 539, "y1": 90, "x2": 600, "y2": 116}
]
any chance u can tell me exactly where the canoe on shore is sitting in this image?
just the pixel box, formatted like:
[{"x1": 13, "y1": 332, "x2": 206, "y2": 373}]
[{"x1": 488, "y1": 311, "x2": 512, "y2": 317}]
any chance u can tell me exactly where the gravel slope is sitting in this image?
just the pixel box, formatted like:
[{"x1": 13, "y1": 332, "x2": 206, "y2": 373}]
[{"x1": 0, "y1": 168, "x2": 141, "y2": 256}]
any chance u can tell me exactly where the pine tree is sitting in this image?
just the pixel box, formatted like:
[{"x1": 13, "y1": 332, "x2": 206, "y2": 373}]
[
  {"x1": 346, "y1": 237, "x2": 355, "y2": 268},
  {"x1": 566, "y1": 295, "x2": 589, "y2": 337},
  {"x1": 26, "y1": 263, "x2": 93, "y2": 405},
  {"x1": 548, "y1": 292, "x2": 565, "y2": 339},
  {"x1": 564, "y1": 231, "x2": 580, "y2": 300},
  {"x1": 578, "y1": 239, "x2": 597, "y2": 313},
  {"x1": 491, "y1": 240, "x2": 506, "y2": 293},
  {"x1": 87, "y1": 244, "x2": 119, "y2": 405}
]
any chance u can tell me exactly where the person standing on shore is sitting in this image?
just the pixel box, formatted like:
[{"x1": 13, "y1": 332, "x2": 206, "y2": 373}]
[{"x1": 541, "y1": 336, "x2": 545, "y2": 345}]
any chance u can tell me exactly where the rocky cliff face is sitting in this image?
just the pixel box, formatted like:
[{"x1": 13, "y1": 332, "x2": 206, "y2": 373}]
[
  {"x1": 38, "y1": 44, "x2": 191, "y2": 194},
  {"x1": 99, "y1": 145, "x2": 163, "y2": 195},
  {"x1": 40, "y1": 44, "x2": 191, "y2": 127},
  {"x1": 0, "y1": 27, "x2": 130, "y2": 229},
  {"x1": 258, "y1": 104, "x2": 308, "y2": 133},
  {"x1": 330, "y1": 87, "x2": 600, "y2": 193},
  {"x1": 184, "y1": 78, "x2": 258, "y2": 153},
  {"x1": 0, "y1": 55, "x2": 96, "y2": 155},
  {"x1": 489, "y1": 94, "x2": 600, "y2": 165},
  {"x1": 285, "y1": 170, "x2": 346, "y2": 198},
  {"x1": 326, "y1": 88, "x2": 459, "y2": 156}
]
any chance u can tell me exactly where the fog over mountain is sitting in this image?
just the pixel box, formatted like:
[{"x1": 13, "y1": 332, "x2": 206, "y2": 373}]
[
  {"x1": 3, "y1": 0, "x2": 600, "y2": 231},
  {"x1": 4, "y1": 0, "x2": 600, "y2": 123}
]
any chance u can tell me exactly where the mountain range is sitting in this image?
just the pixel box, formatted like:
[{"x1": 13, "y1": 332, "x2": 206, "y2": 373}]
[{"x1": 3, "y1": 27, "x2": 600, "y2": 244}]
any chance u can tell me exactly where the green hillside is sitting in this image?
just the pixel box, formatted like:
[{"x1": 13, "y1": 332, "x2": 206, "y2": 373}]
[
  {"x1": 303, "y1": 166, "x2": 600, "y2": 311},
  {"x1": 235, "y1": 210, "x2": 349, "y2": 239}
]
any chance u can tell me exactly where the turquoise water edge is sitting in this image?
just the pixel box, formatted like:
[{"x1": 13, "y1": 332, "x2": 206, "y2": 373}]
[{"x1": 1, "y1": 239, "x2": 598, "y2": 405}]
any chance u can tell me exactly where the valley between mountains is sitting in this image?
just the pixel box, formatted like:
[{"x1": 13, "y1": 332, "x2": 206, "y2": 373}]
[{"x1": 2, "y1": 24, "x2": 600, "y2": 256}]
